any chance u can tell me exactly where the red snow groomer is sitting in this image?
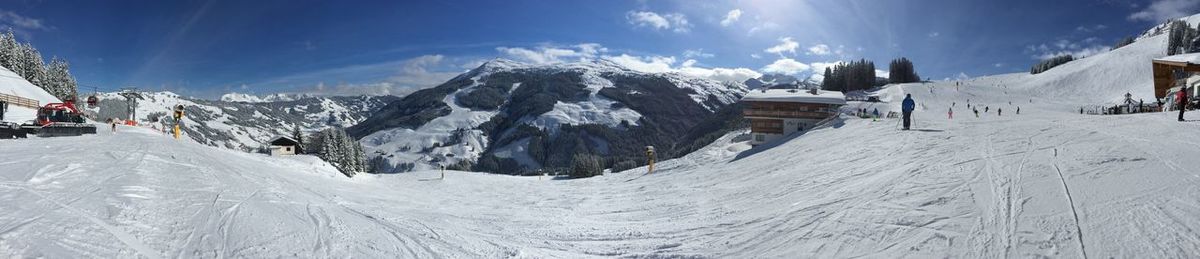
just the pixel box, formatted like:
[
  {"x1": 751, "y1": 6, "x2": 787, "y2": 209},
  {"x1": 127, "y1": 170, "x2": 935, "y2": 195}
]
[{"x1": 26, "y1": 99, "x2": 97, "y2": 137}]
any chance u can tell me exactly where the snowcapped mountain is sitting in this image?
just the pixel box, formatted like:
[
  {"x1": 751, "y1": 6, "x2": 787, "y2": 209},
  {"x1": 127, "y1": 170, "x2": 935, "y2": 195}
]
[
  {"x1": 89, "y1": 92, "x2": 397, "y2": 151},
  {"x1": 744, "y1": 73, "x2": 799, "y2": 88},
  {"x1": 349, "y1": 58, "x2": 748, "y2": 173},
  {"x1": 219, "y1": 92, "x2": 314, "y2": 103},
  {"x1": 744, "y1": 73, "x2": 820, "y2": 90}
]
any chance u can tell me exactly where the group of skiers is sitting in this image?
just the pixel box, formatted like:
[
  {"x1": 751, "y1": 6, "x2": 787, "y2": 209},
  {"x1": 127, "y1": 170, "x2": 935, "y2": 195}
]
[
  {"x1": 856, "y1": 108, "x2": 881, "y2": 121},
  {"x1": 895, "y1": 94, "x2": 1025, "y2": 131},
  {"x1": 890, "y1": 83, "x2": 1194, "y2": 133}
]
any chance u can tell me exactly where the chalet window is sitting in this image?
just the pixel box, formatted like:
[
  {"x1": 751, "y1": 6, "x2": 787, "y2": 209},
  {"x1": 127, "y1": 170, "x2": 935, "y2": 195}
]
[{"x1": 755, "y1": 134, "x2": 765, "y2": 141}]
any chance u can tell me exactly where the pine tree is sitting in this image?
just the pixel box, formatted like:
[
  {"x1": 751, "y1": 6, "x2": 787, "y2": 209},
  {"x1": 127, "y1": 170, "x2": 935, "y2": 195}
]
[
  {"x1": 0, "y1": 30, "x2": 16, "y2": 72},
  {"x1": 291, "y1": 124, "x2": 305, "y2": 154},
  {"x1": 0, "y1": 31, "x2": 80, "y2": 101},
  {"x1": 1030, "y1": 55, "x2": 1073, "y2": 74},
  {"x1": 312, "y1": 127, "x2": 368, "y2": 177},
  {"x1": 888, "y1": 57, "x2": 920, "y2": 84},
  {"x1": 820, "y1": 67, "x2": 832, "y2": 90}
]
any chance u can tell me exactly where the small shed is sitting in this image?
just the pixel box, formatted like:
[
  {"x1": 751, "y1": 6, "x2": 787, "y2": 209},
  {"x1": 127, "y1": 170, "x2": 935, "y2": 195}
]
[{"x1": 267, "y1": 136, "x2": 300, "y2": 156}]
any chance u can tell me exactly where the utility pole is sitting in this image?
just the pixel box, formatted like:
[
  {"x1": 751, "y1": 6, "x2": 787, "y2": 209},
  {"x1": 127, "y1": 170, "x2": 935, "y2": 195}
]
[{"x1": 117, "y1": 88, "x2": 143, "y2": 123}]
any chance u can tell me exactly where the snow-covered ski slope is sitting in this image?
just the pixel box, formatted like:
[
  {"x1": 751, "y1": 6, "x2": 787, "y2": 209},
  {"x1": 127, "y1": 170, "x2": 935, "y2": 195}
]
[{"x1": 3, "y1": 77, "x2": 1200, "y2": 257}]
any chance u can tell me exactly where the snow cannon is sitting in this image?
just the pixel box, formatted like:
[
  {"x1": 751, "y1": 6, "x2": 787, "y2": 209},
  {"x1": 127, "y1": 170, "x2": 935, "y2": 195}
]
[
  {"x1": 645, "y1": 146, "x2": 656, "y2": 174},
  {"x1": 172, "y1": 104, "x2": 185, "y2": 139}
]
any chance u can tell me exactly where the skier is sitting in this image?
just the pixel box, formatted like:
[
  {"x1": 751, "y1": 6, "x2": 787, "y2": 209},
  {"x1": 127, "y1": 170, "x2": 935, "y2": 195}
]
[
  {"x1": 1080, "y1": 107, "x2": 1084, "y2": 114},
  {"x1": 873, "y1": 108, "x2": 880, "y2": 118},
  {"x1": 902, "y1": 94, "x2": 915, "y2": 130},
  {"x1": 948, "y1": 107, "x2": 953, "y2": 119},
  {"x1": 985, "y1": 106, "x2": 989, "y2": 113},
  {"x1": 974, "y1": 108, "x2": 979, "y2": 118},
  {"x1": 1017, "y1": 106, "x2": 1020, "y2": 115},
  {"x1": 998, "y1": 108, "x2": 1002, "y2": 116},
  {"x1": 1179, "y1": 90, "x2": 1189, "y2": 122}
]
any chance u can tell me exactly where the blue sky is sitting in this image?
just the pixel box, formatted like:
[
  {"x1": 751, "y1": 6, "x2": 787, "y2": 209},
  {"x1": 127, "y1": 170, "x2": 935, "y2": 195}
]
[{"x1": 0, "y1": 0, "x2": 1196, "y2": 98}]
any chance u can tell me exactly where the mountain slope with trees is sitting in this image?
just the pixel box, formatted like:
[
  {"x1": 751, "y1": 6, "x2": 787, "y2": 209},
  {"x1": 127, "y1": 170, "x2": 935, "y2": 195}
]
[{"x1": 350, "y1": 59, "x2": 748, "y2": 175}]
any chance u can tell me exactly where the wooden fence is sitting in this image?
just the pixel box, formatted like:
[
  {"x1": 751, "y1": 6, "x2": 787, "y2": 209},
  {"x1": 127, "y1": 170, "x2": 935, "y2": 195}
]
[{"x1": 0, "y1": 92, "x2": 39, "y2": 108}]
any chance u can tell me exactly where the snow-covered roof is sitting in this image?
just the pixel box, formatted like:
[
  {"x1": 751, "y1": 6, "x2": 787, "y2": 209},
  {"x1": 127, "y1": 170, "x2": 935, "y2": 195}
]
[
  {"x1": 268, "y1": 136, "x2": 299, "y2": 146},
  {"x1": 1154, "y1": 53, "x2": 1200, "y2": 64},
  {"x1": 741, "y1": 89, "x2": 847, "y2": 105}
]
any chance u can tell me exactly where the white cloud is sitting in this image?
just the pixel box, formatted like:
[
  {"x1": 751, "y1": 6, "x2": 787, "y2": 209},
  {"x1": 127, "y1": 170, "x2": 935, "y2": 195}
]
[
  {"x1": 761, "y1": 58, "x2": 811, "y2": 75},
  {"x1": 683, "y1": 49, "x2": 715, "y2": 59},
  {"x1": 497, "y1": 43, "x2": 757, "y2": 83},
  {"x1": 496, "y1": 43, "x2": 607, "y2": 64},
  {"x1": 627, "y1": 11, "x2": 670, "y2": 29},
  {"x1": 806, "y1": 44, "x2": 832, "y2": 55},
  {"x1": 928, "y1": 32, "x2": 940, "y2": 38},
  {"x1": 605, "y1": 54, "x2": 677, "y2": 73},
  {"x1": 1129, "y1": 0, "x2": 1200, "y2": 22},
  {"x1": 681, "y1": 59, "x2": 698, "y2": 67},
  {"x1": 0, "y1": 10, "x2": 47, "y2": 31},
  {"x1": 749, "y1": 54, "x2": 762, "y2": 59},
  {"x1": 748, "y1": 21, "x2": 780, "y2": 35},
  {"x1": 678, "y1": 59, "x2": 762, "y2": 83},
  {"x1": 627, "y1": 11, "x2": 691, "y2": 33},
  {"x1": 720, "y1": 9, "x2": 743, "y2": 26},
  {"x1": 253, "y1": 54, "x2": 460, "y2": 97},
  {"x1": 809, "y1": 61, "x2": 845, "y2": 72},
  {"x1": 576, "y1": 43, "x2": 608, "y2": 56},
  {"x1": 1075, "y1": 24, "x2": 1108, "y2": 33},
  {"x1": 994, "y1": 63, "x2": 1005, "y2": 68},
  {"x1": 764, "y1": 37, "x2": 800, "y2": 56}
]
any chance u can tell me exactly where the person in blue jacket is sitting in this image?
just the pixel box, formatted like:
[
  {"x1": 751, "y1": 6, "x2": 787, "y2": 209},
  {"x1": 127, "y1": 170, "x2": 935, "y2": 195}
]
[{"x1": 901, "y1": 94, "x2": 915, "y2": 130}]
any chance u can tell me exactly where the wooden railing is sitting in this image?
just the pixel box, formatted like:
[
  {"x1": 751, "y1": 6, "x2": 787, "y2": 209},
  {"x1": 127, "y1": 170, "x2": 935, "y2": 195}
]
[
  {"x1": 743, "y1": 109, "x2": 835, "y2": 119},
  {"x1": 0, "y1": 92, "x2": 39, "y2": 108}
]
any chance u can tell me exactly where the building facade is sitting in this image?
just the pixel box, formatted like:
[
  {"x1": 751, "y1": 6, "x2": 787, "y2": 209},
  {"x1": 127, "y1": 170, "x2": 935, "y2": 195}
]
[
  {"x1": 741, "y1": 89, "x2": 846, "y2": 145},
  {"x1": 267, "y1": 136, "x2": 300, "y2": 156}
]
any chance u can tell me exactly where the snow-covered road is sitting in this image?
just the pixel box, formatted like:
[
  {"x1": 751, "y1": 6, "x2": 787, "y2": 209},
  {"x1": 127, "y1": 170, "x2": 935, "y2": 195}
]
[{"x1": 3, "y1": 76, "x2": 1200, "y2": 257}]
